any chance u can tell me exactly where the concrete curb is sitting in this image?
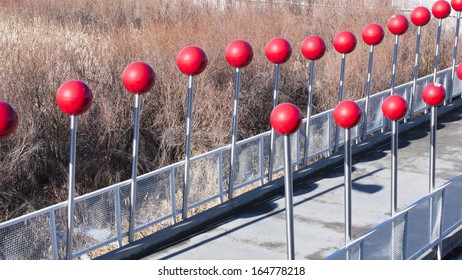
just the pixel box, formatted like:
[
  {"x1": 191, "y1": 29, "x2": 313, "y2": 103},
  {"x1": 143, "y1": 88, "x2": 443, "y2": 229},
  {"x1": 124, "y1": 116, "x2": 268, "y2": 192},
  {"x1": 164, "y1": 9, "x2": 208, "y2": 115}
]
[{"x1": 97, "y1": 98, "x2": 462, "y2": 260}]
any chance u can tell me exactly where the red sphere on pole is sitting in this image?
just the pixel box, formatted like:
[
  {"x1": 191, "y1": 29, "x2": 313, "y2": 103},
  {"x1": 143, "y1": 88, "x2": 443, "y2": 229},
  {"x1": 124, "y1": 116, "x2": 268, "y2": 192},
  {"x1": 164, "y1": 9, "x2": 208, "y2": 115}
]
[
  {"x1": 382, "y1": 95, "x2": 408, "y2": 121},
  {"x1": 56, "y1": 80, "x2": 93, "y2": 115},
  {"x1": 422, "y1": 83, "x2": 446, "y2": 106},
  {"x1": 333, "y1": 100, "x2": 362, "y2": 129},
  {"x1": 122, "y1": 61, "x2": 155, "y2": 94},
  {"x1": 225, "y1": 40, "x2": 253, "y2": 68},
  {"x1": 432, "y1": 0, "x2": 452, "y2": 19},
  {"x1": 0, "y1": 101, "x2": 18, "y2": 140},
  {"x1": 388, "y1": 14, "x2": 409, "y2": 35},
  {"x1": 452, "y1": 0, "x2": 462, "y2": 11},
  {"x1": 270, "y1": 103, "x2": 302, "y2": 135},
  {"x1": 411, "y1": 6, "x2": 432, "y2": 26},
  {"x1": 457, "y1": 63, "x2": 462, "y2": 80},
  {"x1": 177, "y1": 45, "x2": 208, "y2": 76},
  {"x1": 333, "y1": 31, "x2": 357, "y2": 54},
  {"x1": 362, "y1": 24, "x2": 385, "y2": 46},
  {"x1": 265, "y1": 37, "x2": 292, "y2": 64},
  {"x1": 301, "y1": 35, "x2": 326, "y2": 61}
]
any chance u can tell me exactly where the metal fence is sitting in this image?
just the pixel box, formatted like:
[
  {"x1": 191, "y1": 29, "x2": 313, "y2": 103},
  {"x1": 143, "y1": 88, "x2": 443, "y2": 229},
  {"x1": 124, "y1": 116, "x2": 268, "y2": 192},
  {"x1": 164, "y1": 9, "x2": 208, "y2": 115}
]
[
  {"x1": 326, "y1": 172, "x2": 462, "y2": 260},
  {"x1": 0, "y1": 66, "x2": 460, "y2": 260}
]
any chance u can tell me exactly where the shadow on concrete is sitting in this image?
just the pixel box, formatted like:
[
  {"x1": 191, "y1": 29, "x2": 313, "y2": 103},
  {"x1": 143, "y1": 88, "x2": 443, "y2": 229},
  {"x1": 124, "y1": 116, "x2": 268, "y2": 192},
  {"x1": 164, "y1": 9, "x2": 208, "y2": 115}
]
[{"x1": 352, "y1": 182, "x2": 383, "y2": 194}]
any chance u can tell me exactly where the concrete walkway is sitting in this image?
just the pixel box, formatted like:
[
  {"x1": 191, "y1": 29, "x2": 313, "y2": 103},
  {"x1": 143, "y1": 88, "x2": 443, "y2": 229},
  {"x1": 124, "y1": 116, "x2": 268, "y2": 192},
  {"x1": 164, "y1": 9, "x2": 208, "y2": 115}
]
[{"x1": 141, "y1": 103, "x2": 462, "y2": 260}]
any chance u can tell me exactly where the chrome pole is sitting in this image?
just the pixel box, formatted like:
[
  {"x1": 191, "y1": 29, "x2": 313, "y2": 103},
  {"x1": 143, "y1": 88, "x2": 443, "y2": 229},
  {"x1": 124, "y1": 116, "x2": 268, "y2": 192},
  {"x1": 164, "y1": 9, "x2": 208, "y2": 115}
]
[
  {"x1": 334, "y1": 54, "x2": 346, "y2": 153},
  {"x1": 450, "y1": 12, "x2": 461, "y2": 103},
  {"x1": 66, "y1": 115, "x2": 77, "y2": 260},
  {"x1": 433, "y1": 19, "x2": 443, "y2": 83},
  {"x1": 229, "y1": 67, "x2": 241, "y2": 199},
  {"x1": 304, "y1": 60, "x2": 315, "y2": 165},
  {"x1": 409, "y1": 26, "x2": 422, "y2": 119},
  {"x1": 391, "y1": 120, "x2": 398, "y2": 217},
  {"x1": 182, "y1": 75, "x2": 194, "y2": 219},
  {"x1": 429, "y1": 106, "x2": 436, "y2": 192},
  {"x1": 268, "y1": 64, "x2": 280, "y2": 182},
  {"x1": 362, "y1": 45, "x2": 374, "y2": 139},
  {"x1": 128, "y1": 94, "x2": 141, "y2": 243},
  {"x1": 344, "y1": 127, "x2": 352, "y2": 245},
  {"x1": 283, "y1": 134, "x2": 295, "y2": 260}
]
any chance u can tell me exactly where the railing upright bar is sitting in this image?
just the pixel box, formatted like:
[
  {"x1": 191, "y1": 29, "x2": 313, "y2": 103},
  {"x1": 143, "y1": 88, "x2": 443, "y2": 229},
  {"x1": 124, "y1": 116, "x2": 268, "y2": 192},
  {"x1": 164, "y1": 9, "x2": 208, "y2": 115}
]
[
  {"x1": 114, "y1": 187, "x2": 123, "y2": 248},
  {"x1": 49, "y1": 209, "x2": 59, "y2": 260},
  {"x1": 169, "y1": 167, "x2": 177, "y2": 225}
]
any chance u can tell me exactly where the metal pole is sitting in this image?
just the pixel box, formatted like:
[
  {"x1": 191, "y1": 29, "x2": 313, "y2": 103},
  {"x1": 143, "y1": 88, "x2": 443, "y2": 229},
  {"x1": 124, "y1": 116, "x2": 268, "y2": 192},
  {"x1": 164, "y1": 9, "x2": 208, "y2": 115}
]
[
  {"x1": 429, "y1": 106, "x2": 437, "y2": 192},
  {"x1": 390, "y1": 35, "x2": 399, "y2": 96},
  {"x1": 182, "y1": 75, "x2": 194, "y2": 219},
  {"x1": 229, "y1": 67, "x2": 241, "y2": 199},
  {"x1": 344, "y1": 128, "x2": 352, "y2": 245},
  {"x1": 128, "y1": 94, "x2": 141, "y2": 243},
  {"x1": 268, "y1": 64, "x2": 280, "y2": 182},
  {"x1": 283, "y1": 134, "x2": 295, "y2": 260},
  {"x1": 304, "y1": 60, "x2": 315, "y2": 165},
  {"x1": 434, "y1": 19, "x2": 443, "y2": 83},
  {"x1": 391, "y1": 120, "x2": 398, "y2": 217},
  {"x1": 362, "y1": 45, "x2": 375, "y2": 139},
  {"x1": 66, "y1": 115, "x2": 77, "y2": 260},
  {"x1": 409, "y1": 26, "x2": 422, "y2": 119},
  {"x1": 450, "y1": 12, "x2": 461, "y2": 103},
  {"x1": 334, "y1": 54, "x2": 346, "y2": 153}
]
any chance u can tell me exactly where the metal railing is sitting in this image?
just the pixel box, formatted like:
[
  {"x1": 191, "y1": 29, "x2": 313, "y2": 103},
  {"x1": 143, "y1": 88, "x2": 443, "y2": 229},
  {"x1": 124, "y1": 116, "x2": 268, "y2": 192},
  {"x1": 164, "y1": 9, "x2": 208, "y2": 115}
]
[
  {"x1": 0, "y1": 66, "x2": 460, "y2": 259},
  {"x1": 326, "y1": 172, "x2": 462, "y2": 260}
]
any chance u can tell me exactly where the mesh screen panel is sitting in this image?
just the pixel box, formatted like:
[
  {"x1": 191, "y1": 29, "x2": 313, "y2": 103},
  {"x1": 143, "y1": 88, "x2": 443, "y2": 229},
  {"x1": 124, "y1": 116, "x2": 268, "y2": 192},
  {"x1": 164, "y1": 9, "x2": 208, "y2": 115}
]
[
  {"x1": 234, "y1": 137, "x2": 263, "y2": 187},
  {"x1": 0, "y1": 213, "x2": 53, "y2": 260}
]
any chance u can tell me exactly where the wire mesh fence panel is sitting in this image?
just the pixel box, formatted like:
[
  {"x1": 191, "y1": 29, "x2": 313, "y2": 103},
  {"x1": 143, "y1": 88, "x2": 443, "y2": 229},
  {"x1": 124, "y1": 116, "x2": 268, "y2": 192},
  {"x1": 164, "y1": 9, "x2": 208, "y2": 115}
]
[
  {"x1": 430, "y1": 192, "x2": 443, "y2": 243},
  {"x1": 135, "y1": 171, "x2": 172, "y2": 230},
  {"x1": 453, "y1": 75, "x2": 462, "y2": 99},
  {"x1": 361, "y1": 221, "x2": 393, "y2": 259},
  {"x1": 404, "y1": 199, "x2": 431, "y2": 259},
  {"x1": 307, "y1": 112, "x2": 330, "y2": 157},
  {"x1": 118, "y1": 183, "x2": 131, "y2": 234},
  {"x1": 187, "y1": 152, "x2": 221, "y2": 208},
  {"x1": 72, "y1": 190, "x2": 118, "y2": 255},
  {"x1": 234, "y1": 137, "x2": 264, "y2": 188},
  {"x1": 0, "y1": 213, "x2": 53, "y2": 260},
  {"x1": 442, "y1": 181, "x2": 462, "y2": 234},
  {"x1": 367, "y1": 91, "x2": 386, "y2": 134}
]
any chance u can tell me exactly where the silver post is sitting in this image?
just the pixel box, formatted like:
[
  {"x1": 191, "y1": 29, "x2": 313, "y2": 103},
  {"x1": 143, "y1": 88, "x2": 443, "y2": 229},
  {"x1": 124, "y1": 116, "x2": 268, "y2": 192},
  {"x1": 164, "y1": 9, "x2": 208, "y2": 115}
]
[
  {"x1": 434, "y1": 19, "x2": 443, "y2": 83},
  {"x1": 66, "y1": 115, "x2": 77, "y2": 260},
  {"x1": 429, "y1": 106, "x2": 436, "y2": 192},
  {"x1": 391, "y1": 120, "x2": 398, "y2": 217},
  {"x1": 283, "y1": 134, "x2": 295, "y2": 260},
  {"x1": 304, "y1": 60, "x2": 315, "y2": 165},
  {"x1": 450, "y1": 12, "x2": 461, "y2": 103},
  {"x1": 128, "y1": 94, "x2": 141, "y2": 243},
  {"x1": 334, "y1": 54, "x2": 346, "y2": 153},
  {"x1": 409, "y1": 26, "x2": 422, "y2": 119},
  {"x1": 182, "y1": 75, "x2": 194, "y2": 219},
  {"x1": 229, "y1": 67, "x2": 241, "y2": 199},
  {"x1": 391, "y1": 35, "x2": 399, "y2": 96},
  {"x1": 344, "y1": 127, "x2": 352, "y2": 245},
  {"x1": 362, "y1": 45, "x2": 374, "y2": 139},
  {"x1": 268, "y1": 64, "x2": 280, "y2": 182}
]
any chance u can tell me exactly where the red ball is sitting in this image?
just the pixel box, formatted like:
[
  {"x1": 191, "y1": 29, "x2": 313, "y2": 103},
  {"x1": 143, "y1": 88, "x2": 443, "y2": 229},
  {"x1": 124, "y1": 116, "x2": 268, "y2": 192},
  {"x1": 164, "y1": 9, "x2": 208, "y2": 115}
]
[
  {"x1": 333, "y1": 100, "x2": 362, "y2": 129},
  {"x1": 122, "y1": 61, "x2": 155, "y2": 94},
  {"x1": 265, "y1": 37, "x2": 292, "y2": 64},
  {"x1": 388, "y1": 14, "x2": 409, "y2": 35},
  {"x1": 382, "y1": 95, "x2": 408, "y2": 121},
  {"x1": 432, "y1": 0, "x2": 452, "y2": 19},
  {"x1": 452, "y1": 0, "x2": 462, "y2": 11},
  {"x1": 333, "y1": 31, "x2": 357, "y2": 54},
  {"x1": 456, "y1": 63, "x2": 462, "y2": 80},
  {"x1": 225, "y1": 40, "x2": 253, "y2": 68},
  {"x1": 56, "y1": 80, "x2": 93, "y2": 115},
  {"x1": 411, "y1": 6, "x2": 431, "y2": 26},
  {"x1": 362, "y1": 24, "x2": 385, "y2": 46},
  {"x1": 422, "y1": 83, "x2": 446, "y2": 106},
  {"x1": 270, "y1": 103, "x2": 302, "y2": 135},
  {"x1": 177, "y1": 45, "x2": 208, "y2": 76},
  {"x1": 301, "y1": 35, "x2": 326, "y2": 61},
  {"x1": 0, "y1": 101, "x2": 18, "y2": 140}
]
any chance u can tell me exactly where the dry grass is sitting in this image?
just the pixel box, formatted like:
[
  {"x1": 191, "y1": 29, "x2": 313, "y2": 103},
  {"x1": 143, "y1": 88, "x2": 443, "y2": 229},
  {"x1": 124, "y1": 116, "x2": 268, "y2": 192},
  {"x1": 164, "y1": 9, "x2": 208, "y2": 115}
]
[{"x1": 0, "y1": 0, "x2": 457, "y2": 224}]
